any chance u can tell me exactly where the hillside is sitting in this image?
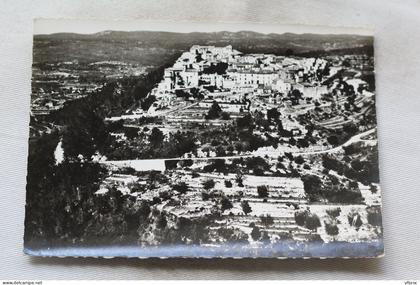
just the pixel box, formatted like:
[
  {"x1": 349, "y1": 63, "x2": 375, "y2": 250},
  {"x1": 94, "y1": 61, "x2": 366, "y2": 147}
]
[{"x1": 33, "y1": 30, "x2": 373, "y2": 65}]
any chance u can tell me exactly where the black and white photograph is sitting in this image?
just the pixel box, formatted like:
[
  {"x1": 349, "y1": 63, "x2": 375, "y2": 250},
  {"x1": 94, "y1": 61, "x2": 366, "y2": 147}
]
[{"x1": 24, "y1": 20, "x2": 383, "y2": 258}]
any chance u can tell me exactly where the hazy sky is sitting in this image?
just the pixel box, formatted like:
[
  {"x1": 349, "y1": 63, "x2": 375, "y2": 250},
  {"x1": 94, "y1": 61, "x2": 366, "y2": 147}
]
[{"x1": 34, "y1": 19, "x2": 373, "y2": 35}]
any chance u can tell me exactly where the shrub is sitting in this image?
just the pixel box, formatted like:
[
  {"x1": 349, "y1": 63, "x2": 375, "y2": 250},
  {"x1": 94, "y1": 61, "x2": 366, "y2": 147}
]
[
  {"x1": 325, "y1": 222, "x2": 339, "y2": 236},
  {"x1": 301, "y1": 175, "x2": 322, "y2": 196},
  {"x1": 297, "y1": 138, "x2": 310, "y2": 148},
  {"x1": 236, "y1": 113, "x2": 253, "y2": 129},
  {"x1": 260, "y1": 214, "x2": 274, "y2": 227},
  {"x1": 253, "y1": 167, "x2": 265, "y2": 176},
  {"x1": 241, "y1": 200, "x2": 252, "y2": 215},
  {"x1": 250, "y1": 226, "x2": 261, "y2": 241},
  {"x1": 305, "y1": 214, "x2": 322, "y2": 231},
  {"x1": 370, "y1": 184, "x2": 378, "y2": 194},
  {"x1": 201, "y1": 191, "x2": 211, "y2": 201},
  {"x1": 221, "y1": 112, "x2": 231, "y2": 120},
  {"x1": 257, "y1": 185, "x2": 269, "y2": 198},
  {"x1": 206, "y1": 101, "x2": 222, "y2": 119},
  {"x1": 322, "y1": 155, "x2": 344, "y2": 172},
  {"x1": 261, "y1": 231, "x2": 271, "y2": 244},
  {"x1": 327, "y1": 135, "x2": 339, "y2": 146},
  {"x1": 294, "y1": 155, "x2": 305, "y2": 164},
  {"x1": 220, "y1": 196, "x2": 233, "y2": 212},
  {"x1": 138, "y1": 201, "x2": 151, "y2": 217},
  {"x1": 351, "y1": 159, "x2": 364, "y2": 171},
  {"x1": 294, "y1": 210, "x2": 321, "y2": 231},
  {"x1": 285, "y1": 152, "x2": 294, "y2": 161},
  {"x1": 348, "y1": 180, "x2": 359, "y2": 190},
  {"x1": 173, "y1": 182, "x2": 189, "y2": 194},
  {"x1": 156, "y1": 213, "x2": 167, "y2": 229},
  {"x1": 224, "y1": 180, "x2": 233, "y2": 188},
  {"x1": 152, "y1": 197, "x2": 162, "y2": 205},
  {"x1": 236, "y1": 171, "x2": 244, "y2": 187},
  {"x1": 326, "y1": 207, "x2": 341, "y2": 219},
  {"x1": 347, "y1": 212, "x2": 363, "y2": 230},
  {"x1": 367, "y1": 206, "x2": 382, "y2": 227},
  {"x1": 181, "y1": 159, "x2": 193, "y2": 167},
  {"x1": 203, "y1": 179, "x2": 215, "y2": 190},
  {"x1": 217, "y1": 227, "x2": 235, "y2": 241},
  {"x1": 159, "y1": 190, "x2": 171, "y2": 200},
  {"x1": 294, "y1": 211, "x2": 307, "y2": 227}
]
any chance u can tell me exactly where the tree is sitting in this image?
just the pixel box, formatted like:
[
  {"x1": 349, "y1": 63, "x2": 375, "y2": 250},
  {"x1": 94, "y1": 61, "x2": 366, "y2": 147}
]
[
  {"x1": 236, "y1": 114, "x2": 253, "y2": 129},
  {"x1": 257, "y1": 185, "x2": 269, "y2": 198},
  {"x1": 191, "y1": 87, "x2": 204, "y2": 100},
  {"x1": 301, "y1": 175, "x2": 323, "y2": 196},
  {"x1": 201, "y1": 191, "x2": 211, "y2": 201},
  {"x1": 267, "y1": 108, "x2": 280, "y2": 122},
  {"x1": 261, "y1": 231, "x2": 271, "y2": 244},
  {"x1": 322, "y1": 155, "x2": 344, "y2": 172},
  {"x1": 305, "y1": 214, "x2": 321, "y2": 231},
  {"x1": 203, "y1": 179, "x2": 215, "y2": 190},
  {"x1": 253, "y1": 167, "x2": 264, "y2": 176},
  {"x1": 260, "y1": 214, "x2": 274, "y2": 227},
  {"x1": 241, "y1": 200, "x2": 252, "y2": 215},
  {"x1": 156, "y1": 212, "x2": 167, "y2": 229},
  {"x1": 351, "y1": 159, "x2": 363, "y2": 171},
  {"x1": 367, "y1": 206, "x2": 382, "y2": 227},
  {"x1": 370, "y1": 184, "x2": 378, "y2": 194},
  {"x1": 250, "y1": 226, "x2": 261, "y2": 241},
  {"x1": 327, "y1": 135, "x2": 339, "y2": 146},
  {"x1": 294, "y1": 211, "x2": 307, "y2": 227},
  {"x1": 224, "y1": 180, "x2": 233, "y2": 188},
  {"x1": 294, "y1": 155, "x2": 305, "y2": 165},
  {"x1": 343, "y1": 123, "x2": 359, "y2": 137},
  {"x1": 150, "y1": 127, "x2": 164, "y2": 146},
  {"x1": 348, "y1": 212, "x2": 363, "y2": 230},
  {"x1": 297, "y1": 138, "x2": 310, "y2": 148},
  {"x1": 173, "y1": 182, "x2": 189, "y2": 194},
  {"x1": 325, "y1": 222, "x2": 339, "y2": 236},
  {"x1": 138, "y1": 201, "x2": 151, "y2": 218},
  {"x1": 167, "y1": 131, "x2": 197, "y2": 157},
  {"x1": 141, "y1": 95, "x2": 156, "y2": 110},
  {"x1": 61, "y1": 108, "x2": 109, "y2": 160},
  {"x1": 326, "y1": 208, "x2": 341, "y2": 219},
  {"x1": 294, "y1": 210, "x2": 321, "y2": 231},
  {"x1": 206, "y1": 101, "x2": 222, "y2": 119},
  {"x1": 220, "y1": 196, "x2": 233, "y2": 212},
  {"x1": 221, "y1": 112, "x2": 231, "y2": 120},
  {"x1": 236, "y1": 171, "x2": 244, "y2": 187}
]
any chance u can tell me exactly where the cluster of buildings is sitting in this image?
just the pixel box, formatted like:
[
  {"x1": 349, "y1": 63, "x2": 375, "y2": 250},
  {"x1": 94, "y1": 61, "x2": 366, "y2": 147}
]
[
  {"x1": 143, "y1": 45, "x2": 332, "y2": 114},
  {"x1": 31, "y1": 61, "x2": 146, "y2": 117}
]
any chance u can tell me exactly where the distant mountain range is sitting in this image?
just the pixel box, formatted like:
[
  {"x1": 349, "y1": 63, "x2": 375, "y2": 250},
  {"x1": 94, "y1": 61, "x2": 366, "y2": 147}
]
[{"x1": 35, "y1": 30, "x2": 373, "y2": 57}]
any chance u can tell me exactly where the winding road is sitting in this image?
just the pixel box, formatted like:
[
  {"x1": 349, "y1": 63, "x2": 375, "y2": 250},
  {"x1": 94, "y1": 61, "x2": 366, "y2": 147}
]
[{"x1": 101, "y1": 127, "x2": 377, "y2": 171}]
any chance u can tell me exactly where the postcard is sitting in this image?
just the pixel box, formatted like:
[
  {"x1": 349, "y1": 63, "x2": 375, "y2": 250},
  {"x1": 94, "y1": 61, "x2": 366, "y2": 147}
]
[{"x1": 24, "y1": 20, "x2": 383, "y2": 258}]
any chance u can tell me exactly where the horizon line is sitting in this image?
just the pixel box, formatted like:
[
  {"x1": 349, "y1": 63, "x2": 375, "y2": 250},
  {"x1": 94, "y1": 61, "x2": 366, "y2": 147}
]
[
  {"x1": 34, "y1": 19, "x2": 374, "y2": 36},
  {"x1": 34, "y1": 29, "x2": 373, "y2": 38}
]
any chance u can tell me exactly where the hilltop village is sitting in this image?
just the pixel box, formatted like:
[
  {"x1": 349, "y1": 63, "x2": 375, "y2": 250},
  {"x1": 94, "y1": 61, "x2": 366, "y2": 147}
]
[
  {"x1": 135, "y1": 45, "x2": 329, "y2": 116},
  {"x1": 92, "y1": 45, "x2": 381, "y2": 246},
  {"x1": 106, "y1": 45, "x2": 376, "y2": 160}
]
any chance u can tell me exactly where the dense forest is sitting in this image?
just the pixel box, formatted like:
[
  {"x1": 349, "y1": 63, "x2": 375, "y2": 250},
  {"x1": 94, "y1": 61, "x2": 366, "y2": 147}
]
[{"x1": 25, "y1": 56, "x2": 180, "y2": 247}]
